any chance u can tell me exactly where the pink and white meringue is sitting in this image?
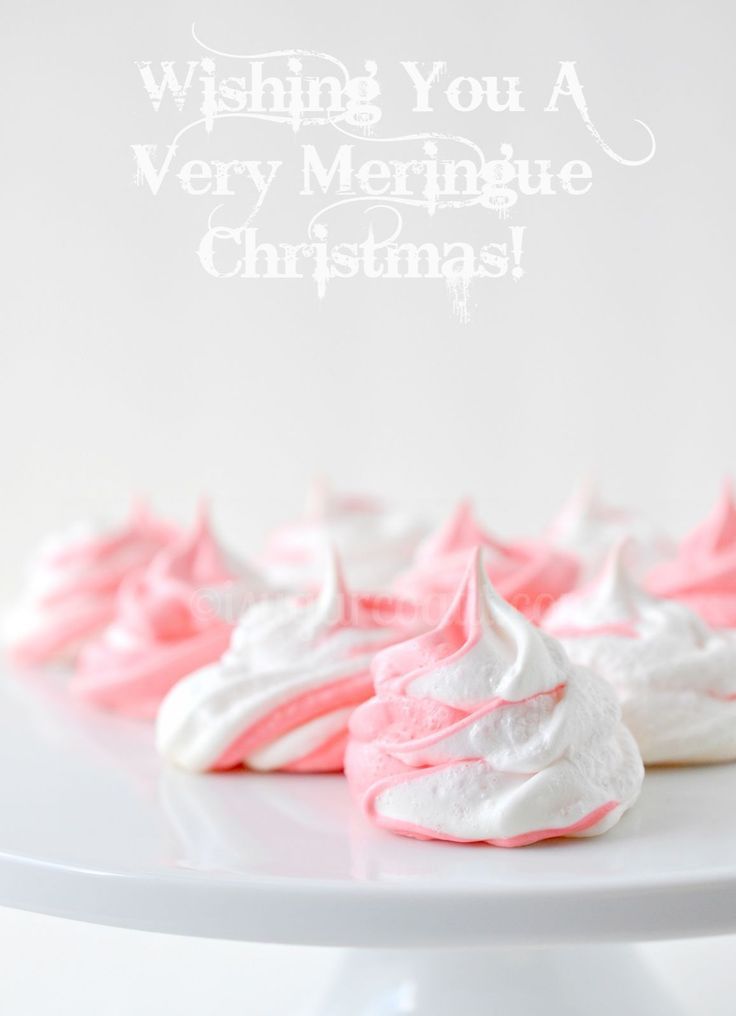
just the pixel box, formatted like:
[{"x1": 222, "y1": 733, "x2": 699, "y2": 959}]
[
  {"x1": 156, "y1": 552, "x2": 416, "y2": 773},
  {"x1": 394, "y1": 501, "x2": 578, "y2": 624},
  {"x1": 346, "y1": 549, "x2": 643, "y2": 846},
  {"x1": 3, "y1": 503, "x2": 177, "y2": 667},
  {"x1": 262, "y1": 481, "x2": 424, "y2": 592},
  {"x1": 545, "y1": 543, "x2": 736, "y2": 764},
  {"x1": 545, "y1": 480, "x2": 672, "y2": 581},
  {"x1": 71, "y1": 512, "x2": 261, "y2": 718},
  {"x1": 646, "y1": 483, "x2": 736, "y2": 629}
]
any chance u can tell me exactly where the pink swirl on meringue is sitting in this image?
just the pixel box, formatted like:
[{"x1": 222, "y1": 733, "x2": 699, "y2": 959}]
[
  {"x1": 71, "y1": 511, "x2": 257, "y2": 718},
  {"x1": 346, "y1": 549, "x2": 643, "y2": 846},
  {"x1": 394, "y1": 501, "x2": 578, "y2": 624},
  {"x1": 646, "y1": 483, "x2": 736, "y2": 628},
  {"x1": 3, "y1": 503, "x2": 178, "y2": 667},
  {"x1": 156, "y1": 551, "x2": 417, "y2": 773}
]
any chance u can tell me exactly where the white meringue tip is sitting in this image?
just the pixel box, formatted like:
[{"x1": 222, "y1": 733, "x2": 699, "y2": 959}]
[
  {"x1": 578, "y1": 537, "x2": 645, "y2": 615},
  {"x1": 438, "y1": 545, "x2": 506, "y2": 633},
  {"x1": 471, "y1": 544, "x2": 495, "y2": 593},
  {"x1": 305, "y1": 475, "x2": 331, "y2": 519},
  {"x1": 316, "y1": 541, "x2": 351, "y2": 615},
  {"x1": 467, "y1": 545, "x2": 487, "y2": 593},
  {"x1": 600, "y1": 536, "x2": 636, "y2": 579},
  {"x1": 555, "y1": 475, "x2": 595, "y2": 516}
]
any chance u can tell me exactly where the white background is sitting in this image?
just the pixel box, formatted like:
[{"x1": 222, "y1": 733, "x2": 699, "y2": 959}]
[
  {"x1": 3, "y1": 0, "x2": 736, "y2": 589},
  {"x1": 2, "y1": 1, "x2": 736, "y2": 1011}
]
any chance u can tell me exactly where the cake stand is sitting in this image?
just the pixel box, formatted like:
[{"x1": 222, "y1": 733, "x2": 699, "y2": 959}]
[{"x1": 1, "y1": 670, "x2": 734, "y2": 1015}]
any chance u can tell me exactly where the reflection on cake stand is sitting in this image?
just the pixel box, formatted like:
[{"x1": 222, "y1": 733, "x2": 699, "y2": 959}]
[{"x1": 0, "y1": 670, "x2": 733, "y2": 1014}]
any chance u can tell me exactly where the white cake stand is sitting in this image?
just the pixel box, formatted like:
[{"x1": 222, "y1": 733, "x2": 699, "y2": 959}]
[{"x1": 1, "y1": 670, "x2": 734, "y2": 1015}]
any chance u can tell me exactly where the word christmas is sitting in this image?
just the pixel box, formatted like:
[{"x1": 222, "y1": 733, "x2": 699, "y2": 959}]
[{"x1": 197, "y1": 216, "x2": 525, "y2": 292}]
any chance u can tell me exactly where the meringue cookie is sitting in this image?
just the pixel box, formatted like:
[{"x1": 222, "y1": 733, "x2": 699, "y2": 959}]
[
  {"x1": 394, "y1": 501, "x2": 578, "y2": 624},
  {"x1": 345, "y1": 549, "x2": 642, "y2": 846},
  {"x1": 3, "y1": 503, "x2": 177, "y2": 667},
  {"x1": 545, "y1": 480, "x2": 672, "y2": 581},
  {"x1": 156, "y1": 551, "x2": 415, "y2": 773},
  {"x1": 262, "y1": 480, "x2": 424, "y2": 592},
  {"x1": 71, "y1": 511, "x2": 260, "y2": 718},
  {"x1": 646, "y1": 483, "x2": 736, "y2": 628},
  {"x1": 546, "y1": 543, "x2": 736, "y2": 764}
]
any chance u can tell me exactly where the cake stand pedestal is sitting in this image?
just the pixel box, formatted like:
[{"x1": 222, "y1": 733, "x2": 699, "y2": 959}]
[
  {"x1": 312, "y1": 945, "x2": 686, "y2": 1015},
  {"x1": 0, "y1": 671, "x2": 734, "y2": 1015}
]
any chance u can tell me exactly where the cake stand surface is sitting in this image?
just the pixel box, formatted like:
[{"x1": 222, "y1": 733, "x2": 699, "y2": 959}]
[{"x1": 1, "y1": 669, "x2": 734, "y2": 1015}]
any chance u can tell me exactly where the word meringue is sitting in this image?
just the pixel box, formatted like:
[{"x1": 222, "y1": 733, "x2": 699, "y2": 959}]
[
  {"x1": 262, "y1": 480, "x2": 424, "y2": 592},
  {"x1": 345, "y1": 549, "x2": 643, "y2": 846},
  {"x1": 546, "y1": 543, "x2": 736, "y2": 764},
  {"x1": 646, "y1": 484, "x2": 736, "y2": 629},
  {"x1": 545, "y1": 480, "x2": 672, "y2": 581},
  {"x1": 394, "y1": 501, "x2": 578, "y2": 624},
  {"x1": 71, "y1": 511, "x2": 259, "y2": 718},
  {"x1": 156, "y1": 551, "x2": 414, "y2": 773},
  {"x1": 3, "y1": 503, "x2": 177, "y2": 667}
]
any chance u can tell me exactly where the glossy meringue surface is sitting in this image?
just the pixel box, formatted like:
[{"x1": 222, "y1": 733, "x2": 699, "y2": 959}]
[
  {"x1": 346, "y1": 549, "x2": 643, "y2": 846},
  {"x1": 156, "y1": 552, "x2": 414, "y2": 773},
  {"x1": 3, "y1": 504, "x2": 177, "y2": 666},
  {"x1": 646, "y1": 484, "x2": 736, "y2": 628},
  {"x1": 547, "y1": 543, "x2": 736, "y2": 764},
  {"x1": 262, "y1": 482, "x2": 424, "y2": 592},
  {"x1": 71, "y1": 512, "x2": 255, "y2": 718},
  {"x1": 394, "y1": 501, "x2": 578, "y2": 624}
]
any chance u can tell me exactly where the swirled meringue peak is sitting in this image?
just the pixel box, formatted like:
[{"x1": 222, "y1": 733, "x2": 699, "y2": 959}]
[
  {"x1": 545, "y1": 480, "x2": 672, "y2": 581},
  {"x1": 546, "y1": 541, "x2": 736, "y2": 764},
  {"x1": 3, "y1": 502, "x2": 178, "y2": 667},
  {"x1": 646, "y1": 483, "x2": 736, "y2": 629},
  {"x1": 156, "y1": 549, "x2": 417, "y2": 774},
  {"x1": 71, "y1": 510, "x2": 263, "y2": 718},
  {"x1": 262, "y1": 480, "x2": 424, "y2": 592},
  {"x1": 394, "y1": 501, "x2": 578, "y2": 625},
  {"x1": 345, "y1": 549, "x2": 643, "y2": 846}
]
